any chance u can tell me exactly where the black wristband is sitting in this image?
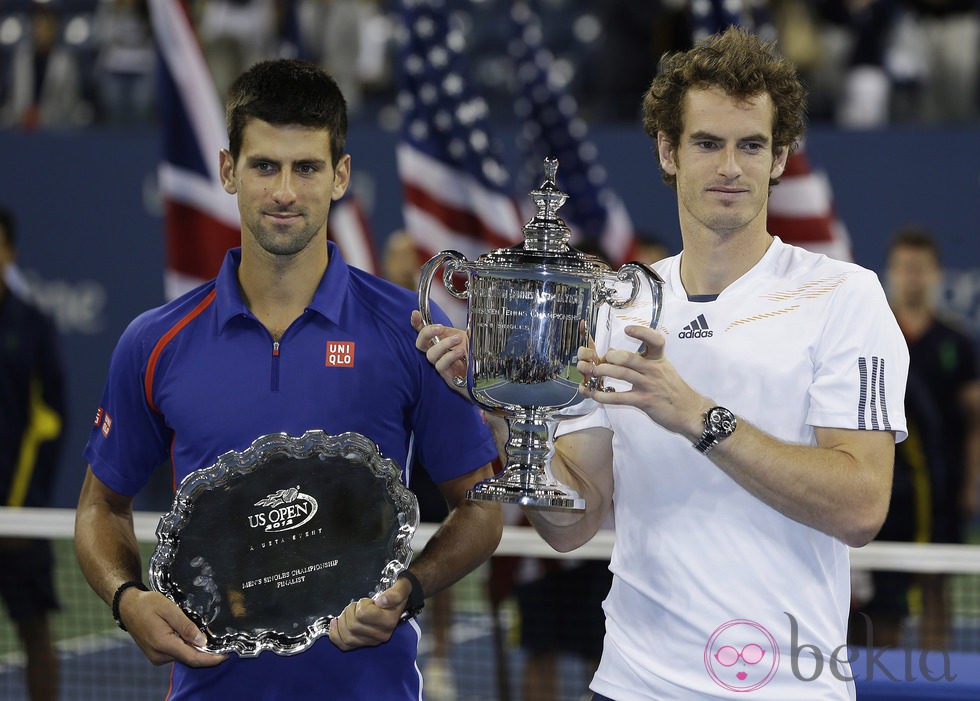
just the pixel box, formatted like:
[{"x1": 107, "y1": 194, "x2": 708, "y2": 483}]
[
  {"x1": 397, "y1": 569, "x2": 425, "y2": 621},
  {"x1": 111, "y1": 580, "x2": 149, "y2": 632}
]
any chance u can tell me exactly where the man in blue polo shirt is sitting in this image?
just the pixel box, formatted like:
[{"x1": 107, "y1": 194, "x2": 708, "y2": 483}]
[{"x1": 74, "y1": 59, "x2": 501, "y2": 700}]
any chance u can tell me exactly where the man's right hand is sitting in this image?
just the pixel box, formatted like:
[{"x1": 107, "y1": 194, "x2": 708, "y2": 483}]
[
  {"x1": 120, "y1": 587, "x2": 227, "y2": 667},
  {"x1": 411, "y1": 310, "x2": 470, "y2": 398}
]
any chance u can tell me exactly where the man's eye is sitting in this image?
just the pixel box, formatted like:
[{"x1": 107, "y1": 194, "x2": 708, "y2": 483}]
[{"x1": 256, "y1": 162, "x2": 276, "y2": 173}]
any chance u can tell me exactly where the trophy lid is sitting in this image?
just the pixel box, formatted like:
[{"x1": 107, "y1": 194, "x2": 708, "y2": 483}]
[
  {"x1": 522, "y1": 157, "x2": 572, "y2": 254},
  {"x1": 479, "y1": 158, "x2": 608, "y2": 272}
]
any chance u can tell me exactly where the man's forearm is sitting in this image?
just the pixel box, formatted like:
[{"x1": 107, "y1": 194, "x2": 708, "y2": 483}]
[
  {"x1": 701, "y1": 420, "x2": 894, "y2": 547},
  {"x1": 510, "y1": 426, "x2": 616, "y2": 553},
  {"x1": 76, "y1": 507, "x2": 143, "y2": 604},
  {"x1": 407, "y1": 499, "x2": 501, "y2": 597},
  {"x1": 74, "y1": 476, "x2": 144, "y2": 605}
]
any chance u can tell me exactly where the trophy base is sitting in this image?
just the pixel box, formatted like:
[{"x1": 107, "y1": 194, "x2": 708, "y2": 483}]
[{"x1": 466, "y1": 470, "x2": 585, "y2": 511}]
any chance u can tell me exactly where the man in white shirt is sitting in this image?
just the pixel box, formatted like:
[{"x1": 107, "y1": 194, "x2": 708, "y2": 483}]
[{"x1": 414, "y1": 26, "x2": 909, "y2": 700}]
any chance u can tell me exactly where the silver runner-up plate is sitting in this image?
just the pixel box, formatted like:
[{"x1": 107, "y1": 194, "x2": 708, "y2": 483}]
[{"x1": 148, "y1": 431, "x2": 419, "y2": 657}]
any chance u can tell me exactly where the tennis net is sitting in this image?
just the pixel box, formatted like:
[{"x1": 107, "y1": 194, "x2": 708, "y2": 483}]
[{"x1": 0, "y1": 507, "x2": 978, "y2": 700}]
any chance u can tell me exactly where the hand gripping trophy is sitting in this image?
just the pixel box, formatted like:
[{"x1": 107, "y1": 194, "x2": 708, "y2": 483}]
[{"x1": 418, "y1": 158, "x2": 663, "y2": 510}]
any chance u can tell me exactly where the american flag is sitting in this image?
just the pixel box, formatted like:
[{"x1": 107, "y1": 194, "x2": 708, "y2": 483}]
[
  {"x1": 689, "y1": 0, "x2": 853, "y2": 261},
  {"x1": 328, "y1": 192, "x2": 379, "y2": 273},
  {"x1": 395, "y1": 0, "x2": 524, "y2": 265},
  {"x1": 767, "y1": 146, "x2": 852, "y2": 261},
  {"x1": 149, "y1": 0, "x2": 377, "y2": 300},
  {"x1": 509, "y1": 1, "x2": 636, "y2": 266}
]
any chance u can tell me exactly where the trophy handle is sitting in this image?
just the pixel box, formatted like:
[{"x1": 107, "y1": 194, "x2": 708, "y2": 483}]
[
  {"x1": 417, "y1": 250, "x2": 469, "y2": 326},
  {"x1": 604, "y1": 262, "x2": 666, "y2": 331}
]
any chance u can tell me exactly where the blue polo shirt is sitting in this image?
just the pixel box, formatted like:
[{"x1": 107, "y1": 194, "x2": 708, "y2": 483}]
[{"x1": 83, "y1": 243, "x2": 496, "y2": 700}]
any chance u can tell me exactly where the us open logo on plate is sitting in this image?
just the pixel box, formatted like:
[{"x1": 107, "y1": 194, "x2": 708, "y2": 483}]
[{"x1": 247, "y1": 486, "x2": 319, "y2": 533}]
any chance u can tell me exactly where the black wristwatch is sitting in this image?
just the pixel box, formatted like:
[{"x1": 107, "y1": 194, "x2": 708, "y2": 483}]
[
  {"x1": 398, "y1": 570, "x2": 425, "y2": 622},
  {"x1": 693, "y1": 406, "x2": 737, "y2": 455}
]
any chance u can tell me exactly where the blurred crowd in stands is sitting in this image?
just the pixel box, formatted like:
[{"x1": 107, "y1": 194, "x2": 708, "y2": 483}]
[{"x1": 0, "y1": 0, "x2": 977, "y2": 130}]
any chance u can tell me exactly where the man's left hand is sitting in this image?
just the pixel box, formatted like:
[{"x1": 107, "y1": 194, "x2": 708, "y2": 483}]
[{"x1": 327, "y1": 576, "x2": 412, "y2": 651}]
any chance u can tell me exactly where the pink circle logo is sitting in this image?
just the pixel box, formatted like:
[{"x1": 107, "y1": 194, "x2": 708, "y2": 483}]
[{"x1": 704, "y1": 619, "x2": 780, "y2": 692}]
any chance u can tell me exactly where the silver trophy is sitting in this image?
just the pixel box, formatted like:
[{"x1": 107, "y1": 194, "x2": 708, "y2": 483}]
[{"x1": 418, "y1": 158, "x2": 664, "y2": 511}]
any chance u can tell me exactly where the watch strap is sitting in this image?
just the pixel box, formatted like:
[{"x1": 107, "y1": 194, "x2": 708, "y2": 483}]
[{"x1": 692, "y1": 432, "x2": 720, "y2": 455}]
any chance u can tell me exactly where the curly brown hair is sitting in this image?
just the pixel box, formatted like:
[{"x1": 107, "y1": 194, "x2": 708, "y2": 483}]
[{"x1": 642, "y1": 27, "x2": 806, "y2": 189}]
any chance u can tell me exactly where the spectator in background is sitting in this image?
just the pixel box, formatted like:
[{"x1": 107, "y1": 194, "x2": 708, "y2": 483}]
[
  {"x1": 804, "y1": 0, "x2": 899, "y2": 128},
  {"x1": 194, "y1": 0, "x2": 280, "y2": 100},
  {"x1": 0, "y1": 4, "x2": 92, "y2": 128},
  {"x1": 91, "y1": 0, "x2": 156, "y2": 126},
  {"x1": 296, "y1": 0, "x2": 392, "y2": 117},
  {"x1": 798, "y1": 0, "x2": 978, "y2": 126},
  {"x1": 886, "y1": 226, "x2": 980, "y2": 649},
  {"x1": 316, "y1": 0, "x2": 364, "y2": 113},
  {"x1": 891, "y1": 0, "x2": 979, "y2": 123},
  {"x1": 0, "y1": 206, "x2": 66, "y2": 701}
]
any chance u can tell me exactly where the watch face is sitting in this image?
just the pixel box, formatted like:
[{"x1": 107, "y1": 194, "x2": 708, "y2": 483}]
[{"x1": 707, "y1": 408, "x2": 736, "y2": 437}]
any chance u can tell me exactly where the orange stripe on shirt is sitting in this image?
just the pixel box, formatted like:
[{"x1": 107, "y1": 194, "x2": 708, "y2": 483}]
[{"x1": 144, "y1": 289, "x2": 217, "y2": 413}]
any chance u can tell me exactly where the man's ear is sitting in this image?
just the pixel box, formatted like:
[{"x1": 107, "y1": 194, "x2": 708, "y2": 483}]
[
  {"x1": 771, "y1": 145, "x2": 789, "y2": 181},
  {"x1": 657, "y1": 132, "x2": 677, "y2": 176},
  {"x1": 219, "y1": 149, "x2": 237, "y2": 195},
  {"x1": 331, "y1": 154, "x2": 351, "y2": 201}
]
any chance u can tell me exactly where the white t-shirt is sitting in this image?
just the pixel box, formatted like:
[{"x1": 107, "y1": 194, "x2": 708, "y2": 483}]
[{"x1": 556, "y1": 238, "x2": 909, "y2": 700}]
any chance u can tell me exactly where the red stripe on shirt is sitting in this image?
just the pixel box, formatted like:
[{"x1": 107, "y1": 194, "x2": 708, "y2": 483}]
[{"x1": 144, "y1": 289, "x2": 217, "y2": 413}]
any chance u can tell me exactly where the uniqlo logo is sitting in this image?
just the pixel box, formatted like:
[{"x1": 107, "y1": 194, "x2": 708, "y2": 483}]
[
  {"x1": 93, "y1": 407, "x2": 104, "y2": 427},
  {"x1": 325, "y1": 341, "x2": 355, "y2": 367},
  {"x1": 101, "y1": 414, "x2": 112, "y2": 437}
]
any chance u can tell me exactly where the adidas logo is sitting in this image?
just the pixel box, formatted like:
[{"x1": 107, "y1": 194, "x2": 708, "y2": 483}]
[{"x1": 678, "y1": 314, "x2": 713, "y2": 339}]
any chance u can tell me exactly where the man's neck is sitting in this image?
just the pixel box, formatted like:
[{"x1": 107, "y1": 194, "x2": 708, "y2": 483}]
[
  {"x1": 679, "y1": 227, "x2": 773, "y2": 297},
  {"x1": 237, "y1": 243, "x2": 329, "y2": 340}
]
